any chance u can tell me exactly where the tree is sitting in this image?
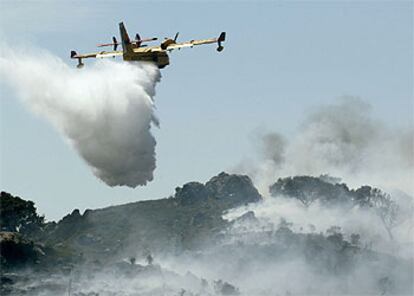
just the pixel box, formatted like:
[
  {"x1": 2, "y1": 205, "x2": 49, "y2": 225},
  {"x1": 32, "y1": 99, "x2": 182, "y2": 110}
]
[
  {"x1": 214, "y1": 280, "x2": 240, "y2": 295},
  {"x1": 350, "y1": 233, "x2": 361, "y2": 246},
  {"x1": 368, "y1": 189, "x2": 400, "y2": 240},
  {"x1": 354, "y1": 187, "x2": 400, "y2": 240},
  {"x1": 146, "y1": 253, "x2": 153, "y2": 265},
  {"x1": 129, "y1": 256, "x2": 136, "y2": 265},
  {"x1": 269, "y1": 176, "x2": 351, "y2": 207},
  {"x1": 0, "y1": 192, "x2": 44, "y2": 236}
]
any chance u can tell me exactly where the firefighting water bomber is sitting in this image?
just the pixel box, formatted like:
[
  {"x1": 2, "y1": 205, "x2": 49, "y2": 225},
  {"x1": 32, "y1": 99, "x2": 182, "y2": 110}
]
[{"x1": 71, "y1": 22, "x2": 226, "y2": 69}]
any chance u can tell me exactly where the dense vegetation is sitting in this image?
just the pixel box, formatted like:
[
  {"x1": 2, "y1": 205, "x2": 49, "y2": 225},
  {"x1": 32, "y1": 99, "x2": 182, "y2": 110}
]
[{"x1": 0, "y1": 192, "x2": 45, "y2": 236}]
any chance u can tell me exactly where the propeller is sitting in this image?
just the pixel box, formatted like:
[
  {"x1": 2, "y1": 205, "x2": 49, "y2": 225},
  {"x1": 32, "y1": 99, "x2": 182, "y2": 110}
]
[
  {"x1": 174, "y1": 32, "x2": 179, "y2": 42},
  {"x1": 135, "y1": 33, "x2": 142, "y2": 47},
  {"x1": 97, "y1": 35, "x2": 157, "y2": 50},
  {"x1": 112, "y1": 36, "x2": 118, "y2": 51},
  {"x1": 97, "y1": 36, "x2": 119, "y2": 50}
]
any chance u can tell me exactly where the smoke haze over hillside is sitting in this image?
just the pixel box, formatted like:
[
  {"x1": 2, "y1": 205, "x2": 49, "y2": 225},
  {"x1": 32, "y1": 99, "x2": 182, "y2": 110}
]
[
  {"x1": 237, "y1": 97, "x2": 414, "y2": 196},
  {"x1": 0, "y1": 45, "x2": 160, "y2": 187}
]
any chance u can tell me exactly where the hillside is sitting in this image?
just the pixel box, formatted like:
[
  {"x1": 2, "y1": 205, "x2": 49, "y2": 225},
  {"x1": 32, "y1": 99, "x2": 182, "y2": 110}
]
[
  {"x1": 2, "y1": 172, "x2": 262, "y2": 266},
  {"x1": 1, "y1": 172, "x2": 413, "y2": 296}
]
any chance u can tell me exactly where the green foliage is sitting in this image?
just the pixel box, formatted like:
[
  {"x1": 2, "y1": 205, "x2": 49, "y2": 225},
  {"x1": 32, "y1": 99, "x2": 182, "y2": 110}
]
[{"x1": 0, "y1": 192, "x2": 44, "y2": 236}]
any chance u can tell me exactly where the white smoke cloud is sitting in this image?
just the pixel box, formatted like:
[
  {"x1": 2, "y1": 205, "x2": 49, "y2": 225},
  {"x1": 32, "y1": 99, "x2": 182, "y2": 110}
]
[
  {"x1": 0, "y1": 45, "x2": 161, "y2": 187},
  {"x1": 225, "y1": 195, "x2": 414, "y2": 257},
  {"x1": 238, "y1": 97, "x2": 414, "y2": 196},
  {"x1": 217, "y1": 96, "x2": 414, "y2": 294}
]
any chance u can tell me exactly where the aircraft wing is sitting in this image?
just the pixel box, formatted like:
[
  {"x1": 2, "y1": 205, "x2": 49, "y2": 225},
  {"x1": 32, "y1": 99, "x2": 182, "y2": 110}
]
[
  {"x1": 165, "y1": 32, "x2": 226, "y2": 52},
  {"x1": 96, "y1": 51, "x2": 124, "y2": 58},
  {"x1": 165, "y1": 38, "x2": 217, "y2": 51},
  {"x1": 70, "y1": 50, "x2": 123, "y2": 68},
  {"x1": 71, "y1": 50, "x2": 123, "y2": 59}
]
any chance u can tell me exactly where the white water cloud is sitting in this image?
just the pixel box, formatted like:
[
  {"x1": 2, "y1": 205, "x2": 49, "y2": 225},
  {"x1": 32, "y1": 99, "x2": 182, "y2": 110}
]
[{"x1": 0, "y1": 45, "x2": 161, "y2": 187}]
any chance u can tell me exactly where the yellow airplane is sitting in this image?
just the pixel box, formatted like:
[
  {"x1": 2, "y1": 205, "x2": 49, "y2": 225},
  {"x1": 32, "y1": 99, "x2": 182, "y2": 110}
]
[{"x1": 71, "y1": 22, "x2": 226, "y2": 69}]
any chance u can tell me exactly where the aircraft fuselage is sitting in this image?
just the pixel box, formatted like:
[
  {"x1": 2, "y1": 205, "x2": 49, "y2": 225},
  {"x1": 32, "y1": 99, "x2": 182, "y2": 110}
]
[{"x1": 123, "y1": 49, "x2": 170, "y2": 69}]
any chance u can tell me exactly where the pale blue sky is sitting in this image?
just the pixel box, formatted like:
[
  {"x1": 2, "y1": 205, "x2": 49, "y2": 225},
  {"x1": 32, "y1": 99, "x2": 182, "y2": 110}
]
[{"x1": 1, "y1": 1, "x2": 412, "y2": 220}]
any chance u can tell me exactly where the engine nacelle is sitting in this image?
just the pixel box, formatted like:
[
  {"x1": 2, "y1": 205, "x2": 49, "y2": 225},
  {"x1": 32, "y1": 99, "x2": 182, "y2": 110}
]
[{"x1": 161, "y1": 39, "x2": 175, "y2": 50}]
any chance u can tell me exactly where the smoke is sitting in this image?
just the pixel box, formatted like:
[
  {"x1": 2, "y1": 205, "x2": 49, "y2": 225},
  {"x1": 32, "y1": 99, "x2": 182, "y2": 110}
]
[
  {"x1": 0, "y1": 45, "x2": 161, "y2": 187},
  {"x1": 238, "y1": 97, "x2": 414, "y2": 195}
]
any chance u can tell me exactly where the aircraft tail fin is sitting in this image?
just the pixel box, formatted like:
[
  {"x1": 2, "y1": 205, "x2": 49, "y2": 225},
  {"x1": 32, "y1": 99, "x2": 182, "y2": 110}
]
[{"x1": 119, "y1": 22, "x2": 133, "y2": 54}]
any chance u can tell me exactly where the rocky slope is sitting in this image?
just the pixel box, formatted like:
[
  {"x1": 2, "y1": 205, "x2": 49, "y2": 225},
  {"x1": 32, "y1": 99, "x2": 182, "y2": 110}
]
[{"x1": 1, "y1": 172, "x2": 262, "y2": 267}]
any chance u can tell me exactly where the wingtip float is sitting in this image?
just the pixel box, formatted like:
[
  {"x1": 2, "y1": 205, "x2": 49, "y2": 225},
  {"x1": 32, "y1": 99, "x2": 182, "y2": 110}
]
[{"x1": 71, "y1": 22, "x2": 226, "y2": 69}]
